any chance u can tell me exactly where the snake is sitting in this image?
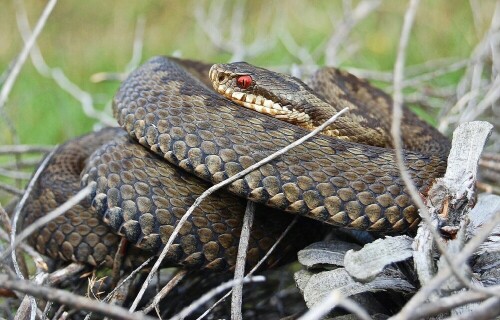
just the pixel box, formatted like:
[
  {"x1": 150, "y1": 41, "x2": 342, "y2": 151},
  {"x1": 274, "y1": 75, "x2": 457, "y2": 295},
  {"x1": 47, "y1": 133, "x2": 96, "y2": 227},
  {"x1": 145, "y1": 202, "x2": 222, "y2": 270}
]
[{"x1": 21, "y1": 56, "x2": 450, "y2": 272}]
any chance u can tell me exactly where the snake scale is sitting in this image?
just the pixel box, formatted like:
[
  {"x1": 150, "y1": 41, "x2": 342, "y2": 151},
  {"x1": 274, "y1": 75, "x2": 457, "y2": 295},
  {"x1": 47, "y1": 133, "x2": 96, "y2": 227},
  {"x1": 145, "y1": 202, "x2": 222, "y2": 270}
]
[{"x1": 21, "y1": 56, "x2": 449, "y2": 272}]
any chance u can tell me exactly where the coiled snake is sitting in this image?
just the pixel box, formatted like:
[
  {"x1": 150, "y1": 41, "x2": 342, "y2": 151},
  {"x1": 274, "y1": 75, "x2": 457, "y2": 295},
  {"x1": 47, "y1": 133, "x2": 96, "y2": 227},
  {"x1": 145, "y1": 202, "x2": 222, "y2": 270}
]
[{"x1": 21, "y1": 57, "x2": 449, "y2": 271}]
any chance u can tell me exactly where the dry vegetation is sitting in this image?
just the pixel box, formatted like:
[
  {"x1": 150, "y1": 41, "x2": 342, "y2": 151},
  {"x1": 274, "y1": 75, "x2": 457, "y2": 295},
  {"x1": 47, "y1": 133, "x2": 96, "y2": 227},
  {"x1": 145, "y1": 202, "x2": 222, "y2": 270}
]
[{"x1": 0, "y1": 0, "x2": 499, "y2": 319}]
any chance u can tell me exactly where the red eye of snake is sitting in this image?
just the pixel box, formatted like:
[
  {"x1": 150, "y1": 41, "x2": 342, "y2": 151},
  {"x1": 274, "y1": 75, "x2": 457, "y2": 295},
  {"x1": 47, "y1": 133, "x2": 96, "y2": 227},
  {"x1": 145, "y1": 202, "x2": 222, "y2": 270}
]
[{"x1": 236, "y1": 75, "x2": 252, "y2": 89}]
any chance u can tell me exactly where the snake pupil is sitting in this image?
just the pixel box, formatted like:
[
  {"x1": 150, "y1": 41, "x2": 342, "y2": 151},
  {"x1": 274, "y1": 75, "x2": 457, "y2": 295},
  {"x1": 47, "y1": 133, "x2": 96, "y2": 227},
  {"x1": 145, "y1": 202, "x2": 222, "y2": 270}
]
[{"x1": 236, "y1": 75, "x2": 252, "y2": 89}]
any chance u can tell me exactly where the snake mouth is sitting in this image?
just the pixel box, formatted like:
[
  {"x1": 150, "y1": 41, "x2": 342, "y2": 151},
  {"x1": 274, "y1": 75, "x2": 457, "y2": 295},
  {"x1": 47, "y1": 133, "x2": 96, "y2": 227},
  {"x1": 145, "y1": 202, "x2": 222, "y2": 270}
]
[{"x1": 209, "y1": 64, "x2": 312, "y2": 125}]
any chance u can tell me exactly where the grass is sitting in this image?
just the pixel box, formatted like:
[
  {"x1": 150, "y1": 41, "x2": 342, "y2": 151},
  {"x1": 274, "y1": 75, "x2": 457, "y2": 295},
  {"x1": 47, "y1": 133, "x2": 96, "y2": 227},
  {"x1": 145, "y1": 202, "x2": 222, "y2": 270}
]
[{"x1": 1, "y1": 1, "x2": 495, "y2": 144}]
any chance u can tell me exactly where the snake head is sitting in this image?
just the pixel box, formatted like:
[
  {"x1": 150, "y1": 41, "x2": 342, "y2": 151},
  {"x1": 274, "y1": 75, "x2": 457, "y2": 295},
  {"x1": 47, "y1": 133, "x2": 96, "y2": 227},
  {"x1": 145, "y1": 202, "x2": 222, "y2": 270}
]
[{"x1": 209, "y1": 62, "x2": 332, "y2": 128}]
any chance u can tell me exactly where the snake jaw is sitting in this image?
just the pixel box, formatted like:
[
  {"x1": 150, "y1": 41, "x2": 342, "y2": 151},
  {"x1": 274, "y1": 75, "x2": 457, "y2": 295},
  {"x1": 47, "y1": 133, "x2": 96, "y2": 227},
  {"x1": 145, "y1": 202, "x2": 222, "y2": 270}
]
[{"x1": 209, "y1": 63, "x2": 313, "y2": 125}]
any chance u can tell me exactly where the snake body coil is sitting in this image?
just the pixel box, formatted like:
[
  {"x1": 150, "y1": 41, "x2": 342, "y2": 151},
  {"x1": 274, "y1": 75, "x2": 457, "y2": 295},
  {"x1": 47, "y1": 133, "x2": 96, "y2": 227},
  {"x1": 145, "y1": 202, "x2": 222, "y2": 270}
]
[{"x1": 22, "y1": 56, "x2": 449, "y2": 271}]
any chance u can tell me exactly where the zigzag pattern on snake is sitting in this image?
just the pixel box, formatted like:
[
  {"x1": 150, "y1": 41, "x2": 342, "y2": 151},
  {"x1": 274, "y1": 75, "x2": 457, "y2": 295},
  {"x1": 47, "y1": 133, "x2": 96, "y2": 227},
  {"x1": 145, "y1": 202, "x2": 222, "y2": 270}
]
[{"x1": 21, "y1": 57, "x2": 449, "y2": 271}]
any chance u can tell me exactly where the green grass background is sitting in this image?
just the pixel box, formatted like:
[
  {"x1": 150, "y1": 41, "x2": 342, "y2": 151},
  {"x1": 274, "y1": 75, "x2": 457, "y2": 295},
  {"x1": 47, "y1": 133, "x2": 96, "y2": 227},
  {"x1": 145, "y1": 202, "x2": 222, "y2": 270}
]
[{"x1": 1, "y1": 0, "x2": 495, "y2": 146}]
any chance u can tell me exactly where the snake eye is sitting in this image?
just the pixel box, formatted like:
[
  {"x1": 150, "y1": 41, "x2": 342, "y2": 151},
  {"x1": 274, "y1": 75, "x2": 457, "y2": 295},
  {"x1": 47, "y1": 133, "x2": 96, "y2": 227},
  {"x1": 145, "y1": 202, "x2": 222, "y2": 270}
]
[{"x1": 236, "y1": 75, "x2": 252, "y2": 89}]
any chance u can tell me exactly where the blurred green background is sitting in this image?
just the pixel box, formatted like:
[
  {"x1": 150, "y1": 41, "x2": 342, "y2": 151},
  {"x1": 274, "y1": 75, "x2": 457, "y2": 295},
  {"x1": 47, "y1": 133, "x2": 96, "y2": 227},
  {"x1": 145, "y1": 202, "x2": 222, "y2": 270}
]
[{"x1": 1, "y1": 0, "x2": 495, "y2": 146}]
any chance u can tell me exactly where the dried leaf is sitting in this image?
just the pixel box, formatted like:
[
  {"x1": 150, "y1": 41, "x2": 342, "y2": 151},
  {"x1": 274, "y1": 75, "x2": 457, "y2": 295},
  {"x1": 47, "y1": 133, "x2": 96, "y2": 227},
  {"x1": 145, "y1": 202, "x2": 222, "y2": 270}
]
[
  {"x1": 297, "y1": 240, "x2": 362, "y2": 269},
  {"x1": 344, "y1": 236, "x2": 413, "y2": 282}
]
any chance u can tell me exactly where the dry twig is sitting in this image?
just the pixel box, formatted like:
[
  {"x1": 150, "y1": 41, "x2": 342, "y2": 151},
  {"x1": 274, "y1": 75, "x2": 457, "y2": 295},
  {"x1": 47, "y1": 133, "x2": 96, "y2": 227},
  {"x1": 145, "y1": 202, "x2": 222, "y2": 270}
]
[
  {"x1": 0, "y1": 145, "x2": 53, "y2": 154},
  {"x1": 6, "y1": 147, "x2": 56, "y2": 319},
  {"x1": 230, "y1": 201, "x2": 255, "y2": 320},
  {"x1": 196, "y1": 215, "x2": 300, "y2": 319},
  {"x1": 169, "y1": 276, "x2": 265, "y2": 320},
  {"x1": 0, "y1": 275, "x2": 156, "y2": 320},
  {"x1": 193, "y1": 0, "x2": 277, "y2": 61},
  {"x1": 325, "y1": 0, "x2": 382, "y2": 66},
  {"x1": 390, "y1": 211, "x2": 500, "y2": 320},
  {"x1": 0, "y1": 0, "x2": 57, "y2": 113},
  {"x1": 298, "y1": 289, "x2": 371, "y2": 320},
  {"x1": 2, "y1": 186, "x2": 91, "y2": 262},
  {"x1": 141, "y1": 269, "x2": 188, "y2": 314},
  {"x1": 13, "y1": 0, "x2": 116, "y2": 126}
]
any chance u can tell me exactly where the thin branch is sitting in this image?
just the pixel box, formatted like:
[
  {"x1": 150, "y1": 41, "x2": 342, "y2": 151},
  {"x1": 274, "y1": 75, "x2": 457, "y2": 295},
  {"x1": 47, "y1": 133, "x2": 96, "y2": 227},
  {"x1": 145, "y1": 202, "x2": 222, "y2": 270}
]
[
  {"x1": 0, "y1": 275, "x2": 157, "y2": 320},
  {"x1": 298, "y1": 289, "x2": 371, "y2": 320},
  {"x1": 279, "y1": 31, "x2": 318, "y2": 67},
  {"x1": 14, "y1": 0, "x2": 116, "y2": 126},
  {"x1": 125, "y1": 16, "x2": 146, "y2": 73},
  {"x1": 391, "y1": 0, "x2": 422, "y2": 219},
  {"x1": 391, "y1": 0, "x2": 458, "y2": 292},
  {"x1": 0, "y1": 145, "x2": 53, "y2": 154},
  {"x1": 390, "y1": 211, "x2": 500, "y2": 320},
  {"x1": 391, "y1": 0, "x2": 500, "y2": 307},
  {"x1": 231, "y1": 201, "x2": 255, "y2": 320},
  {"x1": 0, "y1": 0, "x2": 57, "y2": 113},
  {"x1": 193, "y1": 1, "x2": 277, "y2": 61},
  {"x1": 128, "y1": 107, "x2": 350, "y2": 312},
  {"x1": 325, "y1": 0, "x2": 382, "y2": 66},
  {"x1": 444, "y1": 297, "x2": 500, "y2": 320},
  {"x1": 2, "y1": 186, "x2": 91, "y2": 262},
  {"x1": 0, "y1": 213, "x2": 46, "y2": 271},
  {"x1": 6, "y1": 148, "x2": 57, "y2": 319},
  {"x1": 0, "y1": 182, "x2": 24, "y2": 196},
  {"x1": 168, "y1": 276, "x2": 265, "y2": 320},
  {"x1": 0, "y1": 158, "x2": 43, "y2": 169},
  {"x1": 407, "y1": 291, "x2": 491, "y2": 319},
  {"x1": 0, "y1": 168, "x2": 32, "y2": 180},
  {"x1": 390, "y1": 0, "x2": 462, "y2": 290},
  {"x1": 460, "y1": 75, "x2": 500, "y2": 122},
  {"x1": 441, "y1": 2, "x2": 500, "y2": 133},
  {"x1": 196, "y1": 215, "x2": 300, "y2": 320},
  {"x1": 386, "y1": 59, "x2": 469, "y2": 91},
  {"x1": 141, "y1": 269, "x2": 188, "y2": 314},
  {"x1": 91, "y1": 16, "x2": 146, "y2": 86},
  {"x1": 83, "y1": 257, "x2": 155, "y2": 320},
  {"x1": 46, "y1": 263, "x2": 86, "y2": 286}
]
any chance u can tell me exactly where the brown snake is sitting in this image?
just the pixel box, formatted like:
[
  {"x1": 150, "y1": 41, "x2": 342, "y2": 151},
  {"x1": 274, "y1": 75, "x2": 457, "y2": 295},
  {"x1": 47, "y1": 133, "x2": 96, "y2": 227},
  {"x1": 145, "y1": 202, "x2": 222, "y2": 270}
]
[{"x1": 22, "y1": 57, "x2": 449, "y2": 271}]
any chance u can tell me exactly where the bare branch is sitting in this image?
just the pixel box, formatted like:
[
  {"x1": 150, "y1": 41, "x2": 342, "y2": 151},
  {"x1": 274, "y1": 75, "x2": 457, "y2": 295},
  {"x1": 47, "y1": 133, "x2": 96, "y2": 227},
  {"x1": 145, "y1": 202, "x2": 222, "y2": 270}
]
[
  {"x1": 193, "y1": 1, "x2": 277, "y2": 61},
  {"x1": 386, "y1": 59, "x2": 469, "y2": 91},
  {"x1": 391, "y1": 0, "x2": 422, "y2": 216},
  {"x1": 0, "y1": 275, "x2": 157, "y2": 320},
  {"x1": 141, "y1": 269, "x2": 188, "y2": 314},
  {"x1": 169, "y1": 276, "x2": 265, "y2": 320},
  {"x1": 2, "y1": 186, "x2": 91, "y2": 262},
  {"x1": 279, "y1": 31, "x2": 318, "y2": 67},
  {"x1": 325, "y1": 0, "x2": 382, "y2": 66},
  {"x1": 125, "y1": 16, "x2": 146, "y2": 73},
  {"x1": 407, "y1": 291, "x2": 491, "y2": 319},
  {"x1": 196, "y1": 216, "x2": 300, "y2": 319},
  {"x1": 5, "y1": 148, "x2": 57, "y2": 319},
  {"x1": 389, "y1": 0, "x2": 484, "y2": 297},
  {"x1": 14, "y1": 0, "x2": 116, "y2": 126},
  {"x1": 0, "y1": 145, "x2": 53, "y2": 154},
  {"x1": 0, "y1": 168, "x2": 32, "y2": 180},
  {"x1": 390, "y1": 4, "x2": 500, "y2": 318},
  {"x1": 0, "y1": 158, "x2": 43, "y2": 169},
  {"x1": 0, "y1": 0, "x2": 57, "y2": 114},
  {"x1": 444, "y1": 297, "x2": 500, "y2": 320},
  {"x1": 390, "y1": 211, "x2": 500, "y2": 320},
  {"x1": 231, "y1": 201, "x2": 255, "y2": 320},
  {"x1": 46, "y1": 263, "x2": 86, "y2": 286},
  {"x1": 0, "y1": 182, "x2": 24, "y2": 196},
  {"x1": 298, "y1": 289, "x2": 371, "y2": 320}
]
